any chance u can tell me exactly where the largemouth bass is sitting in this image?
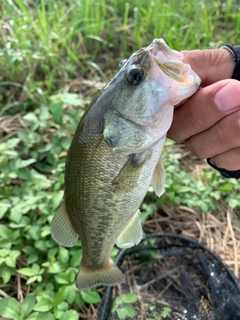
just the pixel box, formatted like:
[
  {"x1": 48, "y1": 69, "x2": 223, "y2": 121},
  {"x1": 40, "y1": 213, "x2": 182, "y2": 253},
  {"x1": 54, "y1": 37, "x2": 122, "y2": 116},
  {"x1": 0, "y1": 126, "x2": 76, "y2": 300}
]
[{"x1": 51, "y1": 39, "x2": 201, "y2": 290}]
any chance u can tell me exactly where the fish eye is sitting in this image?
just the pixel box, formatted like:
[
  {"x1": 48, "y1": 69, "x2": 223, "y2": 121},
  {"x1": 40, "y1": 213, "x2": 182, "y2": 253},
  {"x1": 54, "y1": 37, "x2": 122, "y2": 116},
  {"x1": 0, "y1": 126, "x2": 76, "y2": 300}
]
[{"x1": 125, "y1": 66, "x2": 144, "y2": 86}]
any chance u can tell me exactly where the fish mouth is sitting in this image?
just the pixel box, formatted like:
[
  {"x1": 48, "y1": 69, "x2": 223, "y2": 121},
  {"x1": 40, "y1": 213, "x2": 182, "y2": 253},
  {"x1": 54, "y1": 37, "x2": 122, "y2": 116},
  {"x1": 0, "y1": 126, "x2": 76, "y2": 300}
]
[
  {"x1": 147, "y1": 39, "x2": 201, "y2": 85},
  {"x1": 148, "y1": 39, "x2": 180, "y2": 63}
]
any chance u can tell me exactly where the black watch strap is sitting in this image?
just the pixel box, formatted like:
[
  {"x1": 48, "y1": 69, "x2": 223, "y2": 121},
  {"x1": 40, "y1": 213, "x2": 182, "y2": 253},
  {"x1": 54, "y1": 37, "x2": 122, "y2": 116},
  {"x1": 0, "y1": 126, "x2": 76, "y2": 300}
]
[
  {"x1": 221, "y1": 44, "x2": 240, "y2": 80},
  {"x1": 207, "y1": 158, "x2": 240, "y2": 179}
]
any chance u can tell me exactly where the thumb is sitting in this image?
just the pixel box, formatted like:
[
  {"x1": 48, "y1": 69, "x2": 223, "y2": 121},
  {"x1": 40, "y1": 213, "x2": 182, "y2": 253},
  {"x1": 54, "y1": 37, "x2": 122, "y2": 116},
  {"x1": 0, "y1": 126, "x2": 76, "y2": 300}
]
[{"x1": 180, "y1": 48, "x2": 235, "y2": 86}]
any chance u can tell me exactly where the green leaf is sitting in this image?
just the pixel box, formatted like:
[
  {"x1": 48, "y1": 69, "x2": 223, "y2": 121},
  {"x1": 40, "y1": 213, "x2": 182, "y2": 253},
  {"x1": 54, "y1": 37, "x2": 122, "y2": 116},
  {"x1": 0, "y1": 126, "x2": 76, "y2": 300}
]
[
  {"x1": 53, "y1": 301, "x2": 69, "y2": 319},
  {"x1": 10, "y1": 206, "x2": 22, "y2": 223},
  {"x1": 117, "y1": 304, "x2": 136, "y2": 320},
  {"x1": 228, "y1": 198, "x2": 240, "y2": 208},
  {"x1": 26, "y1": 275, "x2": 38, "y2": 285},
  {"x1": 0, "y1": 265, "x2": 12, "y2": 284},
  {"x1": 51, "y1": 93, "x2": 84, "y2": 107},
  {"x1": 161, "y1": 306, "x2": 172, "y2": 318},
  {"x1": 122, "y1": 293, "x2": 137, "y2": 304},
  {"x1": 69, "y1": 250, "x2": 82, "y2": 267},
  {"x1": 0, "y1": 225, "x2": 12, "y2": 239},
  {"x1": 27, "y1": 311, "x2": 55, "y2": 320},
  {"x1": 54, "y1": 273, "x2": 69, "y2": 285},
  {"x1": 27, "y1": 254, "x2": 39, "y2": 264},
  {"x1": 53, "y1": 308, "x2": 64, "y2": 319},
  {"x1": 32, "y1": 263, "x2": 41, "y2": 273},
  {"x1": 49, "y1": 101, "x2": 64, "y2": 125},
  {"x1": 75, "y1": 292, "x2": 85, "y2": 307},
  {"x1": 55, "y1": 301, "x2": 68, "y2": 311},
  {"x1": 41, "y1": 226, "x2": 51, "y2": 237},
  {"x1": 53, "y1": 287, "x2": 68, "y2": 307},
  {"x1": 38, "y1": 290, "x2": 55, "y2": 301},
  {"x1": 33, "y1": 298, "x2": 54, "y2": 312},
  {"x1": 35, "y1": 240, "x2": 48, "y2": 251},
  {"x1": 23, "y1": 112, "x2": 39, "y2": 123},
  {"x1": 81, "y1": 290, "x2": 101, "y2": 304},
  {"x1": 6, "y1": 250, "x2": 21, "y2": 267},
  {"x1": 0, "y1": 200, "x2": 11, "y2": 218},
  {"x1": 18, "y1": 266, "x2": 38, "y2": 276},
  {"x1": 23, "y1": 246, "x2": 36, "y2": 255},
  {"x1": 0, "y1": 297, "x2": 20, "y2": 318},
  {"x1": 66, "y1": 268, "x2": 76, "y2": 282},
  {"x1": 46, "y1": 261, "x2": 65, "y2": 274},
  {"x1": 58, "y1": 246, "x2": 69, "y2": 264},
  {"x1": 4, "y1": 138, "x2": 20, "y2": 149},
  {"x1": 59, "y1": 310, "x2": 79, "y2": 320},
  {"x1": 21, "y1": 295, "x2": 36, "y2": 318},
  {"x1": 51, "y1": 191, "x2": 64, "y2": 210},
  {"x1": 0, "y1": 248, "x2": 10, "y2": 257},
  {"x1": 63, "y1": 285, "x2": 77, "y2": 304},
  {"x1": 14, "y1": 158, "x2": 36, "y2": 169}
]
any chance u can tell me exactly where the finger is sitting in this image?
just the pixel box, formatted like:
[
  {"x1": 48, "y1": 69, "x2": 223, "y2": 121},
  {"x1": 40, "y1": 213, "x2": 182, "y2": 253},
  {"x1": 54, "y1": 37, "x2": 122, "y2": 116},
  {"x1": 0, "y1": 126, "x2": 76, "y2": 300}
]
[
  {"x1": 185, "y1": 109, "x2": 240, "y2": 158},
  {"x1": 211, "y1": 147, "x2": 240, "y2": 171},
  {"x1": 167, "y1": 80, "x2": 240, "y2": 141},
  {"x1": 180, "y1": 48, "x2": 235, "y2": 86}
]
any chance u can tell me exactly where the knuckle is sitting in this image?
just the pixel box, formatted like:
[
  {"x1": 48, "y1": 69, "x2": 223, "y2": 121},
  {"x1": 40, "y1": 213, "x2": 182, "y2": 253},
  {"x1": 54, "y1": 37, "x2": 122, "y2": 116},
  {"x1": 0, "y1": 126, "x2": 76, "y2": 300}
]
[
  {"x1": 216, "y1": 110, "x2": 240, "y2": 145},
  {"x1": 187, "y1": 99, "x2": 207, "y2": 131},
  {"x1": 206, "y1": 49, "x2": 227, "y2": 68},
  {"x1": 167, "y1": 128, "x2": 181, "y2": 142},
  {"x1": 185, "y1": 138, "x2": 202, "y2": 158},
  {"x1": 212, "y1": 147, "x2": 240, "y2": 170}
]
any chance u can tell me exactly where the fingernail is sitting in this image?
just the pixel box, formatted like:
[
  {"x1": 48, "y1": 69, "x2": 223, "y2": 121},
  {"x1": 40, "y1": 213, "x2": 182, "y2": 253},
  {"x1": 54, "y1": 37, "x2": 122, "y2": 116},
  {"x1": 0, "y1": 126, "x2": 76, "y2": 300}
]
[{"x1": 214, "y1": 84, "x2": 240, "y2": 111}]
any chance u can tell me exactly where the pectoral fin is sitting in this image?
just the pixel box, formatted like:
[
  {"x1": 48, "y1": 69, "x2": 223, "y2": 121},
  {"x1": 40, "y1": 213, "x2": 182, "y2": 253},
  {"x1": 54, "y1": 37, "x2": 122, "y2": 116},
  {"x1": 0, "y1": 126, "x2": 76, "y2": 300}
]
[
  {"x1": 51, "y1": 198, "x2": 78, "y2": 247},
  {"x1": 116, "y1": 210, "x2": 142, "y2": 249},
  {"x1": 112, "y1": 152, "x2": 149, "y2": 193},
  {"x1": 151, "y1": 157, "x2": 165, "y2": 197}
]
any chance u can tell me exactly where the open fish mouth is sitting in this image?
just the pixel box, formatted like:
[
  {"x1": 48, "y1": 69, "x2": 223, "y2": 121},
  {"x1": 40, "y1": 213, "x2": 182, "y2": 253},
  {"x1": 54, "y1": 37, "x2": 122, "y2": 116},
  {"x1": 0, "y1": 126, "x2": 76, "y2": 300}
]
[
  {"x1": 148, "y1": 38, "x2": 180, "y2": 62},
  {"x1": 147, "y1": 38, "x2": 201, "y2": 85}
]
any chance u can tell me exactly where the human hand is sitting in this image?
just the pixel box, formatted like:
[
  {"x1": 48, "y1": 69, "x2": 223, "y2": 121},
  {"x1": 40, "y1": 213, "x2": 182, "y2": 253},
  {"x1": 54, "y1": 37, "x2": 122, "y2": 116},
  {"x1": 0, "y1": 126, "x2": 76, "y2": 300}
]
[{"x1": 167, "y1": 47, "x2": 240, "y2": 172}]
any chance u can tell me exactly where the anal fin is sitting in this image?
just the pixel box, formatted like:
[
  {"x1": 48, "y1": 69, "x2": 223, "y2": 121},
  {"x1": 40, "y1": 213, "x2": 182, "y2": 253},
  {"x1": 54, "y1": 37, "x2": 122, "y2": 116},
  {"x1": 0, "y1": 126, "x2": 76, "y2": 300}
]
[
  {"x1": 116, "y1": 210, "x2": 142, "y2": 249},
  {"x1": 151, "y1": 157, "x2": 165, "y2": 197},
  {"x1": 51, "y1": 198, "x2": 78, "y2": 247}
]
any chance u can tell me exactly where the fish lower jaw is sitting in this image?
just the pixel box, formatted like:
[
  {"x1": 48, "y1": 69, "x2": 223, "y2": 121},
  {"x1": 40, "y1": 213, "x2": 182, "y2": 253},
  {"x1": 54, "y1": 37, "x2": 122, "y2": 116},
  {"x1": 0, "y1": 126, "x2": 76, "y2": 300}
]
[
  {"x1": 189, "y1": 69, "x2": 201, "y2": 86},
  {"x1": 175, "y1": 83, "x2": 200, "y2": 102}
]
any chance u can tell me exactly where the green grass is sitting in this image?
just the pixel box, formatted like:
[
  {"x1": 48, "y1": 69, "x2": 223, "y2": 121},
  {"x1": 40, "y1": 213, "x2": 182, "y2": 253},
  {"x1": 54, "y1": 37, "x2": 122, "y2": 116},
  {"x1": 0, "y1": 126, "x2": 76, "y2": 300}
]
[
  {"x1": 0, "y1": 0, "x2": 240, "y2": 319},
  {"x1": 1, "y1": 0, "x2": 240, "y2": 112}
]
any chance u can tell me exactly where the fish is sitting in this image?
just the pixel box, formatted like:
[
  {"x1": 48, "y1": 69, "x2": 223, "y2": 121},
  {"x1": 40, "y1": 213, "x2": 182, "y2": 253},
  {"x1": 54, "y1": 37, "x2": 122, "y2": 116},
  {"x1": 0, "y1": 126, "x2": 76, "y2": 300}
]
[{"x1": 51, "y1": 39, "x2": 201, "y2": 290}]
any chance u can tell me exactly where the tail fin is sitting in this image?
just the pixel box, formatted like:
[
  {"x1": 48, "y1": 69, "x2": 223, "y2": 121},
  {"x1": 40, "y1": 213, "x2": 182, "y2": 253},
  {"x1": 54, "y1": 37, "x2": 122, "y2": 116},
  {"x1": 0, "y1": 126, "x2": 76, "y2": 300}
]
[{"x1": 76, "y1": 260, "x2": 124, "y2": 290}]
